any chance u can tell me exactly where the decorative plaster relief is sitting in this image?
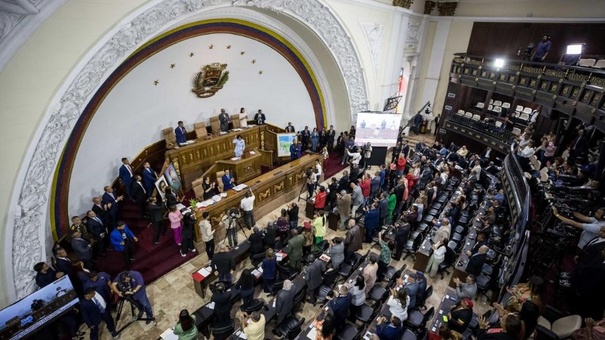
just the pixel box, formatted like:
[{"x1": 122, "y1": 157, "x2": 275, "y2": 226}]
[
  {"x1": 10, "y1": 0, "x2": 367, "y2": 299},
  {"x1": 404, "y1": 17, "x2": 422, "y2": 53},
  {"x1": 360, "y1": 22, "x2": 385, "y2": 76}
]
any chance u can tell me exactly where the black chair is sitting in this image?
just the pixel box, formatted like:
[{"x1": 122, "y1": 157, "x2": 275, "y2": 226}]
[
  {"x1": 451, "y1": 232, "x2": 463, "y2": 243},
  {"x1": 241, "y1": 299, "x2": 265, "y2": 313},
  {"x1": 315, "y1": 269, "x2": 339, "y2": 303},
  {"x1": 368, "y1": 284, "x2": 388, "y2": 302},
  {"x1": 447, "y1": 240, "x2": 459, "y2": 252},
  {"x1": 481, "y1": 263, "x2": 494, "y2": 276},
  {"x1": 338, "y1": 253, "x2": 363, "y2": 279},
  {"x1": 416, "y1": 285, "x2": 432, "y2": 310},
  {"x1": 454, "y1": 225, "x2": 466, "y2": 234},
  {"x1": 293, "y1": 287, "x2": 306, "y2": 312},
  {"x1": 400, "y1": 329, "x2": 417, "y2": 340},
  {"x1": 402, "y1": 233, "x2": 424, "y2": 261},
  {"x1": 212, "y1": 319, "x2": 234, "y2": 340},
  {"x1": 383, "y1": 266, "x2": 399, "y2": 283},
  {"x1": 251, "y1": 252, "x2": 266, "y2": 266},
  {"x1": 535, "y1": 324, "x2": 560, "y2": 340},
  {"x1": 437, "y1": 194, "x2": 448, "y2": 204},
  {"x1": 417, "y1": 223, "x2": 429, "y2": 233},
  {"x1": 355, "y1": 303, "x2": 379, "y2": 323},
  {"x1": 276, "y1": 316, "x2": 305, "y2": 340},
  {"x1": 336, "y1": 322, "x2": 362, "y2": 340},
  {"x1": 277, "y1": 262, "x2": 300, "y2": 280},
  {"x1": 475, "y1": 272, "x2": 492, "y2": 301},
  {"x1": 429, "y1": 203, "x2": 443, "y2": 211},
  {"x1": 416, "y1": 328, "x2": 428, "y2": 340},
  {"x1": 405, "y1": 306, "x2": 434, "y2": 331},
  {"x1": 437, "y1": 247, "x2": 457, "y2": 279}
]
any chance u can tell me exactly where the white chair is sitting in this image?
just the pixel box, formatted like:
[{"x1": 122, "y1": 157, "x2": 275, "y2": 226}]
[
  {"x1": 493, "y1": 100, "x2": 502, "y2": 107},
  {"x1": 539, "y1": 167, "x2": 549, "y2": 182},
  {"x1": 502, "y1": 102, "x2": 511, "y2": 109},
  {"x1": 515, "y1": 105, "x2": 524, "y2": 113},
  {"x1": 593, "y1": 59, "x2": 605, "y2": 69},
  {"x1": 578, "y1": 58, "x2": 596, "y2": 67},
  {"x1": 489, "y1": 99, "x2": 494, "y2": 104},
  {"x1": 476, "y1": 102, "x2": 485, "y2": 109},
  {"x1": 493, "y1": 107, "x2": 502, "y2": 114},
  {"x1": 457, "y1": 109, "x2": 465, "y2": 116},
  {"x1": 488, "y1": 105, "x2": 494, "y2": 111},
  {"x1": 523, "y1": 107, "x2": 533, "y2": 114},
  {"x1": 519, "y1": 113, "x2": 530, "y2": 121},
  {"x1": 472, "y1": 114, "x2": 481, "y2": 121},
  {"x1": 464, "y1": 112, "x2": 473, "y2": 119},
  {"x1": 512, "y1": 127, "x2": 521, "y2": 136},
  {"x1": 538, "y1": 315, "x2": 582, "y2": 340},
  {"x1": 495, "y1": 121, "x2": 503, "y2": 128}
]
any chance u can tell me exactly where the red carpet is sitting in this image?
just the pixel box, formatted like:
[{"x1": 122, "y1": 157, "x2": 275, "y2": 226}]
[
  {"x1": 323, "y1": 151, "x2": 347, "y2": 179},
  {"x1": 96, "y1": 199, "x2": 195, "y2": 284}
]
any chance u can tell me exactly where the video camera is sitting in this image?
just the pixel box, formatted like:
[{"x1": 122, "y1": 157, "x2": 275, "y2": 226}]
[
  {"x1": 227, "y1": 207, "x2": 241, "y2": 219},
  {"x1": 305, "y1": 167, "x2": 314, "y2": 179}
]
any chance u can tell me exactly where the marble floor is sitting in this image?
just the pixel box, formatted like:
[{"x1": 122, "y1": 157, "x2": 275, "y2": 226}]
[{"x1": 91, "y1": 133, "x2": 491, "y2": 339}]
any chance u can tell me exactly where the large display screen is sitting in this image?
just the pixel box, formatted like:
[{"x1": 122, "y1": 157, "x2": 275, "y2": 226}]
[
  {"x1": 354, "y1": 112, "x2": 402, "y2": 147},
  {"x1": 0, "y1": 276, "x2": 78, "y2": 339}
]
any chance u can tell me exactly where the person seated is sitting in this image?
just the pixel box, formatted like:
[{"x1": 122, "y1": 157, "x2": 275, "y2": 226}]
[
  {"x1": 202, "y1": 176, "x2": 218, "y2": 200},
  {"x1": 453, "y1": 275, "x2": 477, "y2": 301},
  {"x1": 375, "y1": 315, "x2": 403, "y2": 340},
  {"x1": 222, "y1": 169, "x2": 235, "y2": 191},
  {"x1": 448, "y1": 298, "x2": 473, "y2": 333},
  {"x1": 248, "y1": 227, "x2": 265, "y2": 257},
  {"x1": 175, "y1": 120, "x2": 187, "y2": 145},
  {"x1": 477, "y1": 312, "x2": 524, "y2": 340}
]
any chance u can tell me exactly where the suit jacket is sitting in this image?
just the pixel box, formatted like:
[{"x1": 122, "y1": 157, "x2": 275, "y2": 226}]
[
  {"x1": 147, "y1": 202, "x2": 164, "y2": 222},
  {"x1": 345, "y1": 225, "x2": 363, "y2": 253},
  {"x1": 285, "y1": 234, "x2": 304, "y2": 262},
  {"x1": 109, "y1": 226, "x2": 135, "y2": 252},
  {"x1": 219, "y1": 113, "x2": 231, "y2": 132},
  {"x1": 86, "y1": 217, "x2": 106, "y2": 239},
  {"x1": 276, "y1": 288, "x2": 295, "y2": 324},
  {"x1": 248, "y1": 232, "x2": 265, "y2": 255},
  {"x1": 404, "y1": 282, "x2": 419, "y2": 309},
  {"x1": 71, "y1": 237, "x2": 92, "y2": 261},
  {"x1": 376, "y1": 323, "x2": 403, "y2": 340},
  {"x1": 449, "y1": 306, "x2": 473, "y2": 333},
  {"x1": 91, "y1": 204, "x2": 109, "y2": 226},
  {"x1": 211, "y1": 291, "x2": 232, "y2": 319},
  {"x1": 175, "y1": 126, "x2": 187, "y2": 144},
  {"x1": 212, "y1": 252, "x2": 235, "y2": 275},
  {"x1": 80, "y1": 298, "x2": 103, "y2": 327},
  {"x1": 328, "y1": 243, "x2": 345, "y2": 269},
  {"x1": 222, "y1": 174, "x2": 234, "y2": 191},
  {"x1": 285, "y1": 125, "x2": 295, "y2": 133},
  {"x1": 102, "y1": 192, "x2": 119, "y2": 218},
  {"x1": 466, "y1": 253, "x2": 487, "y2": 276},
  {"x1": 119, "y1": 164, "x2": 133, "y2": 186},
  {"x1": 131, "y1": 181, "x2": 146, "y2": 203},
  {"x1": 305, "y1": 260, "x2": 326, "y2": 289},
  {"x1": 55, "y1": 257, "x2": 74, "y2": 276},
  {"x1": 142, "y1": 168, "x2": 157, "y2": 195},
  {"x1": 328, "y1": 293, "x2": 352, "y2": 321}
]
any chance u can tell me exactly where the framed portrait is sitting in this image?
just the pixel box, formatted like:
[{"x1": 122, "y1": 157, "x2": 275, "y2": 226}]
[
  {"x1": 155, "y1": 176, "x2": 168, "y2": 201},
  {"x1": 164, "y1": 163, "x2": 182, "y2": 192}
]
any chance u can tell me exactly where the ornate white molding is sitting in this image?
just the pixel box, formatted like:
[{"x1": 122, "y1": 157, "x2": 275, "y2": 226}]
[
  {"x1": 7, "y1": 0, "x2": 367, "y2": 299},
  {"x1": 360, "y1": 22, "x2": 384, "y2": 76}
]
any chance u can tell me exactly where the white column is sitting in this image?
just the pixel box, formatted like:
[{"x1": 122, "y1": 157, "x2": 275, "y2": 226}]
[{"x1": 381, "y1": 13, "x2": 408, "y2": 112}]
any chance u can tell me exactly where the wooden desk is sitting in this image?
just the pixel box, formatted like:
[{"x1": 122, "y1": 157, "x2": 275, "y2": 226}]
[
  {"x1": 193, "y1": 154, "x2": 322, "y2": 243},
  {"x1": 166, "y1": 126, "x2": 269, "y2": 189},
  {"x1": 215, "y1": 150, "x2": 263, "y2": 184}
]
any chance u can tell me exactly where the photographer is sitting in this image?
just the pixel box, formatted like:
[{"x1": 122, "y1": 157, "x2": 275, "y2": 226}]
[
  {"x1": 222, "y1": 208, "x2": 240, "y2": 248},
  {"x1": 111, "y1": 271, "x2": 155, "y2": 324}
]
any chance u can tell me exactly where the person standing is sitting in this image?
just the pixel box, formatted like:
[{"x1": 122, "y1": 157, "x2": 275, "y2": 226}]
[
  {"x1": 174, "y1": 121, "x2": 188, "y2": 145},
  {"x1": 199, "y1": 211, "x2": 215, "y2": 260},
  {"x1": 168, "y1": 205, "x2": 183, "y2": 246},
  {"x1": 180, "y1": 212, "x2": 197, "y2": 257},
  {"x1": 142, "y1": 162, "x2": 158, "y2": 197},
  {"x1": 111, "y1": 271, "x2": 155, "y2": 324},
  {"x1": 241, "y1": 311, "x2": 265, "y2": 340},
  {"x1": 284, "y1": 229, "x2": 304, "y2": 269},
  {"x1": 327, "y1": 237, "x2": 345, "y2": 269},
  {"x1": 118, "y1": 158, "x2": 134, "y2": 199},
  {"x1": 219, "y1": 108, "x2": 231, "y2": 132},
  {"x1": 305, "y1": 259, "x2": 326, "y2": 306},
  {"x1": 344, "y1": 219, "x2": 363, "y2": 259},
  {"x1": 312, "y1": 211, "x2": 326, "y2": 247},
  {"x1": 147, "y1": 197, "x2": 164, "y2": 245},
  {"x1": 85, "y1": 210, "x2": 107, "y2": 257},
  {"x1": 131, "y1": 174, "x2": 147, "y2": 218},
  {"x1": 531, "y1": 34, "x2": 552, "y2": 62},
  {"x1": 350, "y1": 182, "x2": 364, "y2": 218},
  {"x1": 173, "y1": 309, "x2": 198, "y2": 340},
  {"x1": 276, "y1": 280, "x2": 295, "y2": 325},
  {"x1": 222, "y1": 169, "x2": 235, "y2": 191},
  {"x1": 326, "y1": 286, "x2": 352, "y2": 332},
  {"x1": 363, "y1": 142, "x2": 373, "y2": 169},
  {"x1": 80, "y1": 288, "x2": 119, "y2": 340},
  {"x1": 326, "y1": 125, "x2": 336, "y2": 153},
  {"x1": 102, "y1": 186, "x2": 123, "y2": 229},
  {"x1": 311, "y1": 128, "x2": 319, "y2": 152},
  {"x1": 34, "y1": 262, "x2": 64, "y2": 288},
  {"x1": 254, "y1": 110, "x2": 266, "y2": 125},
  {"x1": 212, "y1": 244, "x2": 235, "y2": 282},
  {"x1": 262, "y1": 248, "x2": 277, "y2": 294},
  {"x1": 110, "y1": 222, "x2": 138, "y2": 270},
  {"x1": 236, "y1": 269, "x2": 256, "y2": 306},
  {"x1": 337, "y1": 191, "x2": 352, "y2": 228},
  {"x1": 285, "y1": 122, "x2": 295, "y2": 133},
  {"x1": 70, "y1": 230, "x2": 93, "y2": 270},
  {"x1": 425, "y1": 237, "x2": 447, "y2": 278},
  {"x1": 83, "y1": 271, "x2": 112, "y2": 306},
  {"x1": 240, "y1": 189, "x2": 255, "y2": 230},
  {"x1": 233, "y1": 134, "x2": 245, "y2": 158}
]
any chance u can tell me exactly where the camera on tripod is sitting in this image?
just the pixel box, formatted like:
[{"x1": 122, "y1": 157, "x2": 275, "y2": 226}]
[
  {"x1": 305, "y1": 167, "x2": 314, "y2": 179},
  {"x1": 227, "y1": 207, "x2": 241, "y2": 219}
]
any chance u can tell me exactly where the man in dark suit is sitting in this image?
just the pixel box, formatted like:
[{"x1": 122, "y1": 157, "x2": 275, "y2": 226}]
[
  {"x1": 219, "y1": 108, "x2": 231, "y2": 132},
  {"x1": 142, "y1": 162, "x2": 158, "y2": 198},
  {"x1": 86, "y1": 210, "x2": 107, "y2": 257},
  {"x1": 55, "y1": 247, "x2": 83, "y2": 295},
  {"x1": 326, "y1": 125, "x2": 336, "y2": 153},
  {"x1": 254, "y1": 109, "x2": 266, "y2": 125},
  {"x1": 91, "y1": 196, "x2": 110, "y2": 227},
  {"x1": 285, "y1": 122, "x2": 295, "y2": 133},
  {"x1": 147, "y1": 197, "x2": 164, "y2": 245},
  {"x1": 572, "y1": 227, "x2": 605, "y2": 318},
  {"x1": 402, "y1": 273, "x2": 419, "y2": 309},
  {"x1": 102, "y1": 186, "x2": 123, "y2": 230},
  {"x1": 305, "y1": 259, "x2": 326, "y2": 305},
  {"x1": 248, "y1": 227, "x2": 265, "y2": 257},
  {"x1": 119, "y1": 157, "x2": 134, "y2": 199},
  {"x1": 338, "y1": 170, "x2": 350, "y2": 193},
  {"x1": 131, "y1": 175, "x2": 148, "y2": 218},
  {"x1": 465, "y1": 245, "x2": 488, "y2": 277},
  {"x1": 71, "y1": 230, "x2": 93, "y2": 270},
  {"x1": 174, "y1": 120, "x2": 187, "y2": 145},
  {"x1": 211, "y1": 282, "x2": 233, "y2": 321},
  {"x1": 327, "y1": 285, "x2": 352, "y2": 332},
  {"x1": 275, "y1": 279, "x2": 295, "y2": 325},
  {"x1": 376, "y1": 315, "x2": 403, "y2": 340},
  {"x1": 34, "y1": 262, "x2": 63, "y2": 288},
  {"x1": 466, "y1": 232, "x2": 487, "y2": 256},
  {"x1": 80, "y1": 287, "x2": 118, "y2": 340}
]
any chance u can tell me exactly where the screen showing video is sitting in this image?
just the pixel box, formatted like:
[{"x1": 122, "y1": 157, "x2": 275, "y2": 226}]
[
  {"x1": 0, "y1": 276, "x2": 78, "y2": 340},
  {"x1": 354, "y1": 112, "x2": 402, "y2": 147}
]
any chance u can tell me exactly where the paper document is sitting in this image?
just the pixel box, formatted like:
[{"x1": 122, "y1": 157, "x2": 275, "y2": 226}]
[
  {"x1": 198, "y1": 267, "x2": 211, "y2": 277},
  {"x1": 207, "y1": 302, "x2": 215, "y2": 310},
  {"x1": 176, "y1": 203, "x2": 186, "y2": 210},
  {"x1": 233, "y1": 184, "x2": 248, "y2": 191},
  {"x1": 160, "y1": 328, "x2": 179, "y2": 340},
  {"x1": 307, "y1": 327, "x2": 317, "y2": 340},
  {"x1": 276, "y1": 254, "x2": 283, "y2": 262}
]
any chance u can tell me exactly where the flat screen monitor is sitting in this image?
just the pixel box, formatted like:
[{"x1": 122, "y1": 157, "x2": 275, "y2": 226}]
[
  {"x1": 354, "y1": 112, "x2": 402, "y2": 147},
  {"x1": 0, "y1": 276, "x2": 78, "y2": 340}
]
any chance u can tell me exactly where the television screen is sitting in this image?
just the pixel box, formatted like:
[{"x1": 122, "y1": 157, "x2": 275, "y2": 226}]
[
  {"x1": 0, "y1": 276, "x2": 78, "y2": 340},
  {"x1": 354, "y1": 112, "x2": 402, "y2": 147}
]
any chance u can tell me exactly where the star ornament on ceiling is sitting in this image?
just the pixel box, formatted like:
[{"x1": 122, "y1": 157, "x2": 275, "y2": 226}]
[
  {"x1": 259, "y1": 70, "x2": 263, "y2": 75},
  {"x1": 209, "y1": 44, "x2": 214, "y2": 49},
  {"x1": 252, "y1": 59, "x2": 256, "y2": 64},
  {"x1": 154, "y1": 80, "x2": 159, "y2": 85},
  {"x1": 170, "y1": 64, "x2": 176, "y2": 69},
  {"x1": 227, "y1": 45, "x2": 231, "y2": 49},
  {"x1": 190, "y1": 52, "x2": 194, "y2": 57},
  {"x1": 240, "y1": 51, "x2": 245, "y2": 55}
]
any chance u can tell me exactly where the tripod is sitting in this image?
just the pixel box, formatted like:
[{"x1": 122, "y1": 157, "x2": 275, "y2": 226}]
[
  {"x1": 223, "y1": 211, "x2": 248, "y2": 248},
  {"x1": 114, "y1": 295, "x2": 153, "y2": 333}
]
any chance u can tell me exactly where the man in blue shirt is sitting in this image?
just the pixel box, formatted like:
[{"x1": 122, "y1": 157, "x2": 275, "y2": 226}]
[
  {"x1": 111, "y1": 271, "x2": 155, "y2": 324},
  {"x1": 174, "y1": 120, "x2": 187, "y2": 145},
  {"x1": 532, "y1": 35, "x2": 551, "y2": 62}
]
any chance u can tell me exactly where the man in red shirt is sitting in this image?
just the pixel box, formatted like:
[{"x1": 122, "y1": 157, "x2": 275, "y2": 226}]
[
  {"x1": 396, "y1": 154, "x2": 407, "y2": 176},
  {"x1": 314, "y1": 186, "x2": 327, "y2": 211}
]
